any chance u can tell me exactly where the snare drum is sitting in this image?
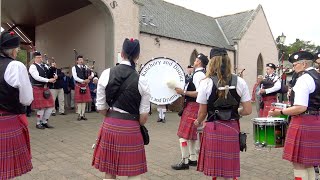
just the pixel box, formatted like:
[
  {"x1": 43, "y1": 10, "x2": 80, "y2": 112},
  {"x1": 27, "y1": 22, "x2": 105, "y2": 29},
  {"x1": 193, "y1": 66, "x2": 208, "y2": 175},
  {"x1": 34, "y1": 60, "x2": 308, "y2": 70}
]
[
  {"x1": 252, "y1": 117, "x2": 287, "y2": 148},
  {"x1": 271, "y1": 103, "x2": 291, "y2": 120}
]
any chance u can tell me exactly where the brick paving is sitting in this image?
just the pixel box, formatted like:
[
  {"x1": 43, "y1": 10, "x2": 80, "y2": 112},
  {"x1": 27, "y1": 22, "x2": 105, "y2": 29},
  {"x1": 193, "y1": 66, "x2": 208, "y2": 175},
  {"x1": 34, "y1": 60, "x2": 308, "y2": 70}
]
[{"x1": 15, "y1": 108, "x2": 296, "y2": 180}]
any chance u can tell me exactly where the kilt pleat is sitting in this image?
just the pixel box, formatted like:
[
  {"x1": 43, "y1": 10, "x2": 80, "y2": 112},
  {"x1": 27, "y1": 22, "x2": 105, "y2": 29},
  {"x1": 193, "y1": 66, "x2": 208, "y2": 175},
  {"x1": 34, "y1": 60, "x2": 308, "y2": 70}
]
[
  {"x1": 259, "y1": 95, "x2": 277, "y2": 117},
  {"x1": 177, "y1": 102, "x2": 199, "y2": 140},
  {"x1": 197, "y1": 121, "x2": 240, "y2": 178},
  {"x1": 0, "y1": 114, "x2": 32, "y2": 179},
  {"x1": 283, "y1": 115, "x2": 320, "y2": 166},
  {"x1": 31, "y1": 86, "x2": 54, "y2": 109},
  {"x1": 92, "y1": 117, "x2": 147, "y2": 176},
  {"x1": 74, "y1": 84, "x2": 92, "y2": 103}
]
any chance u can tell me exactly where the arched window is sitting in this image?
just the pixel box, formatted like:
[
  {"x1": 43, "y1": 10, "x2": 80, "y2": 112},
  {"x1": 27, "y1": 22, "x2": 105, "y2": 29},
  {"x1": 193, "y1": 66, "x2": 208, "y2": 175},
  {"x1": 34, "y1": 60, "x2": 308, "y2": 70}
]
[
  {"x1": 257, "y1": 53, "x2": 264, "y2": 76},
  {"x1": 190, "y1": 49, "x2": 198, "y2": 65}
]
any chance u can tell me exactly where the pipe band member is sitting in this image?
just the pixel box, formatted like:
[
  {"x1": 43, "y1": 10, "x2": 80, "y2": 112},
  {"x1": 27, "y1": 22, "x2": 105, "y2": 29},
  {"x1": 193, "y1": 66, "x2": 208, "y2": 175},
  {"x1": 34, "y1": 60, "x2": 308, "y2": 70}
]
[
  {"x1": 72, "y1": 55, "x2": 93, "y2": 120},
  {"x1": 29, "y1": 51, "x2": 56, "y2": 129},
  {"x1": 195, "y1": 47, "x2": 252, "y2": 179},
  {"x1": 92, "y1": 38, "x2": 151, "y2": 180},
  {"x1": 259, "y1": 62, "x2": 281, "y2": 117},
  {"x1": 269, "y1": 51, "x2": 320, "y2": 180},
  {"x1": 0, "y1": 31, "x2": 34, "y2": 179},
  {"x1": 171, "y1": 53, "x2": 208, "y2": 170}
]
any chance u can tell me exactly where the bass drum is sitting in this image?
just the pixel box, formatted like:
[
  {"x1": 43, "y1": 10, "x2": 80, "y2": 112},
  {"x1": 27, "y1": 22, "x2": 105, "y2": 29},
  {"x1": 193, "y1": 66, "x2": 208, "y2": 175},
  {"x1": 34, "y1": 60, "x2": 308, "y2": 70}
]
[{"x1": 139, "y1": 57, "x2": 185, "y2": 105}]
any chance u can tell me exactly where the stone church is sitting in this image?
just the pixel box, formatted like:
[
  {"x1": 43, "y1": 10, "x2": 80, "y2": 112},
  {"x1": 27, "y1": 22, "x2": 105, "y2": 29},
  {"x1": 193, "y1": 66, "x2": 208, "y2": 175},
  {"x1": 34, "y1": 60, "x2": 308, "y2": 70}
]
[{"x1": 1, "y1": 0, "x2": 277, "y2": 91}]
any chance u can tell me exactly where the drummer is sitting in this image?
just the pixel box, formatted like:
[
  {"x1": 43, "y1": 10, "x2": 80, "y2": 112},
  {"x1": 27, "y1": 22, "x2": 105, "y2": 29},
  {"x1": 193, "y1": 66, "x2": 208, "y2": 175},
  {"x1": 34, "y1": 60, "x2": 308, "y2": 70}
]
[
  {"x1": 269, "y1": 51, "x2": 320, "y2": 180},
  {"x1": 171, "y1": 53, "x2": 208, "y2": 170},
  {"x1": 259, "y1": 63, "x2": 281, "y2": 117}
]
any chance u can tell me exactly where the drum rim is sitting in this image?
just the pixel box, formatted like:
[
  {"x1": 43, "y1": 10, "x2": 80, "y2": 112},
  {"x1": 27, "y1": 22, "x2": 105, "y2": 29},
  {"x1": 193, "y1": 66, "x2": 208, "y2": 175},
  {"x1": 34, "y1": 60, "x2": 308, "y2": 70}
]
[{"x1": 139, "y1": 57, "x2": 184, "y2": 75}]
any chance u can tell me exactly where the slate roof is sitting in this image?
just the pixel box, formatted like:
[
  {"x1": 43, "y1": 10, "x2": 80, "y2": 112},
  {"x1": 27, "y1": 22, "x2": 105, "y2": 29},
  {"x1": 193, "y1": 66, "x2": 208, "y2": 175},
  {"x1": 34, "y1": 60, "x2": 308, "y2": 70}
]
[{"x1": 136, "y1": 0, "x2": 259, "y2": 49}]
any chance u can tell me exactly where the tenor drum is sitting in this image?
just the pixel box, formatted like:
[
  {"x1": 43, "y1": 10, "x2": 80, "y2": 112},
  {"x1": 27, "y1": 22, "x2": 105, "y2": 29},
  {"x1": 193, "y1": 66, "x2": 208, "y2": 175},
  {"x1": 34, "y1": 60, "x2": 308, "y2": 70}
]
[
  {"x1": 139, "y1": 57, "x2": 185, "y2": 105},
  {"x1": 252, "y1": 117, "x2": 287, "y2": 148}
]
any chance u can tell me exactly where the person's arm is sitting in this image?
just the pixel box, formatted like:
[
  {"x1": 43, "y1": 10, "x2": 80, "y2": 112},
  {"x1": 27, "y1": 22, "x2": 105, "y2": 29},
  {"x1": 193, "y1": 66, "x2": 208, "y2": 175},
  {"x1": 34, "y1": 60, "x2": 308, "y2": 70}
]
[
  {"x1": 5, "y1": 61, "x2": 34, "y2": 106},
  {"x1": 29, "y1": 64, "x2": 49, "y2": 83},
  {"x1": 96, "y1": 69, "x2": 110, "y2": 115},
  {"x1": 138, "y1": 76, "x2": 151, "y2": 125},
  {"x1": 238, "y1": 77, "x2": 252, "y2": 116},
  {"x1": 265, "y1": 78, "x2": 281, "y2": 94},
  {"x1": 71, "y1": 66, "x2": 85, "y2": 83}
]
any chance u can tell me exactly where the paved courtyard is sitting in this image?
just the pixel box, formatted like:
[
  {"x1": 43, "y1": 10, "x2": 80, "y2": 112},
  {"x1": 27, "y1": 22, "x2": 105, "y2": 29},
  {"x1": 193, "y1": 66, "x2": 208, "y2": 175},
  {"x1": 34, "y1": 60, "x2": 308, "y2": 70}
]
[{"x1": 16, "y1": 107, "x2": 295, "y2": 180}]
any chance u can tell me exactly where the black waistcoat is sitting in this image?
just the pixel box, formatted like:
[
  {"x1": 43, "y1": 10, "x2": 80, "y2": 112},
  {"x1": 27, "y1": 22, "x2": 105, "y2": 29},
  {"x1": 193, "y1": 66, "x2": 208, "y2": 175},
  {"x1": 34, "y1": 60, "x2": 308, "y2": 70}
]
[
  {"x1": 0, "y1": 57, "x2": 25, "y2": 114},
  {"x1": 291, "y1": 69, "x2": 320, "y2": 111},
  {"x1": 207, "y1": 75, "x2": 241, "y2": 121},
  {"x1": 75, "y1": 65, "x2": 88, "y2": 81},
  {"x1": 30, "y1": 63, "x2": 48, "y2": 85},
  {"x1": 185, "y1": 69, "x2": 205, "y2": 102},
  {"x1": 105, "y1": 64, "x2": 141, "y2": 114}
]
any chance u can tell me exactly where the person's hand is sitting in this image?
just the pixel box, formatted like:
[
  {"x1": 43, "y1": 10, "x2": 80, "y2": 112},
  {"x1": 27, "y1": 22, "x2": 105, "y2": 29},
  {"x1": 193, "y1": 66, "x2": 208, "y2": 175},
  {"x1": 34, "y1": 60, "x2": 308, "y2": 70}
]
[
  {"x1": 98, "y1": 109, "x2": 108, "y2": 116},
  {"x1": 194, "y1": 119, "x2": 201, "y2": 127},
  {"x1": 259, "y1": 89, "x2": 266, "y2": 95},
  {"x1": 53, "y1": 74, "x2": 58, "y2": 79},
  {"x1": 83, "y1": 79, "x2": 90, "y2": 84},
  {"x1": 175, "y1": 88, "x2": 184, "y2": 95},
  {"x1": 268, "y1": 108, "x2": 280, "y2": 117},
  {"x1": 48, "y1": 78, "x2": 56, "y2": 83},
  {"x1": 88, "y1": 76, "x2": 93, "y2": 80},
  {"x1": 94, "y1": 89, "x2": 97, "y2": 93}
]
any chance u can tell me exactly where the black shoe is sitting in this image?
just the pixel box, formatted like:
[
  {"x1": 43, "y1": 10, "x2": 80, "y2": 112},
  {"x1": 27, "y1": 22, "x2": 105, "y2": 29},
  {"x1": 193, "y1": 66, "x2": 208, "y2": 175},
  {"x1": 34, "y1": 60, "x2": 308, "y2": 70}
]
[
  {"x1": 52, "y1": 113, "x2": 56, "y2": 116},
  {"x1": 77, "y1": 115, "x2": 81, "y2": 121},
  {"x1": 157, "y1": 118, "x2": 163, "y2": 122},
  {"x1": 188, "y1": 159, "x2": 197, "y2": 166},
  {"x1": 42, "y1": 123, "x2": 54, "y2": 128},
  {"x1": 59, "y1": 113, "x2": 66, "y2": 115},
  {"x1": 81, "y1": 116, "x2": 88, "y2": 120},
  {"x1": 36, "y1": 124, "x2": 45, "y2": 129},
  {"x1": 162, "y1": 118, "x2": 166, "y2": 123},
  {"x1": 171, "y1": 160, "x2": 189, "y2": 170}
]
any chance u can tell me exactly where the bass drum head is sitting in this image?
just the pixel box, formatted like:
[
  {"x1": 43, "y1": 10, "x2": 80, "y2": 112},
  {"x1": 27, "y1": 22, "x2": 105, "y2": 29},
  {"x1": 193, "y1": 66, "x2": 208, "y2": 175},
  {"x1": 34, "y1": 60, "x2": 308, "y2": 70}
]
[{"x1": 140, "y1": 57, "x2": 185, "y2": 105}]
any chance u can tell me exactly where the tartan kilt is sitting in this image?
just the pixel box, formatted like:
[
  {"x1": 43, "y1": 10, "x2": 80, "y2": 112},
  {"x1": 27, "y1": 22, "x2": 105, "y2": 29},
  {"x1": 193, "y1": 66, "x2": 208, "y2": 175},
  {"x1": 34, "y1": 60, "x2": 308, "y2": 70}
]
[
  {"x1": 92, "y1": 117, "x2": 147, "y2": 176},
  {"x1": 74, "y1": 84, "x2": 92, "y2": 103},
  {"x1": 31, "y1": 86, "x2": 54, "y2": 110},
  {"x1": 177, "y1": 102, "x2": 199, "y2": 140},
  {"x1": 259, "y1": 95, "x2": 277, "y2": 117},
  {"x1": 0, "y1": 113, "x2": 33, "y2": 179},
  {"x1": 197, "y1": 121, "x2": 240, "y2": 178},
  {"x1": 283, "y1": 115, "x2": 320, "y2": 166}
]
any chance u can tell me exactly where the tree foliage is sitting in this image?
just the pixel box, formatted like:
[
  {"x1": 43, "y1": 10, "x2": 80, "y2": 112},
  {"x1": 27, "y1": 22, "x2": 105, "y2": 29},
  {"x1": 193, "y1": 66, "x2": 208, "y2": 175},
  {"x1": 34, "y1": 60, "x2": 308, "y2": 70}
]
[{"x1": 16, "y1": 49, "x2": 27, "y2": 65}]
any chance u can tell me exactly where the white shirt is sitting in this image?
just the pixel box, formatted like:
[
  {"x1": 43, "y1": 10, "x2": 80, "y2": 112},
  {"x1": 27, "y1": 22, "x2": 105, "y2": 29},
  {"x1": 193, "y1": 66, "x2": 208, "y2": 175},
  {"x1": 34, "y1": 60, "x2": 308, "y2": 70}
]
[
  {"x1": 71, "y1": 64, "x2": 94, "y2": 83},
  {"x1": 196, "y1": 75, "x2": 251, "y2": 104},
  {"x1": 4, "y1": 60, "x2": 33, "y2": 105},
  {"x1": 192, "y1": 67, "x2": 206, "y2": 90},
  {"x1": 29, "y1": 63, "x2": 49, "y2": 83},
  {"x1": 96, "y1": 61, "x2": 151, "y2": 114},
  {"x1": 292, "y1": 67, "x2": 316, "y2": 107},
  {"x1": 264, "y1": 74, "x2": 281, "y2": 94}
]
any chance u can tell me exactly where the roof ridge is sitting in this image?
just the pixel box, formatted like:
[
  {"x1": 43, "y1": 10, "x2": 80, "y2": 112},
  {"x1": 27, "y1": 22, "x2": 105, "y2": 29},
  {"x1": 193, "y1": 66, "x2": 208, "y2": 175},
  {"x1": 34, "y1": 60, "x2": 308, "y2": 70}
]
[{"x1": 214, "y1": 9, "x2": 255, "y2": 19}]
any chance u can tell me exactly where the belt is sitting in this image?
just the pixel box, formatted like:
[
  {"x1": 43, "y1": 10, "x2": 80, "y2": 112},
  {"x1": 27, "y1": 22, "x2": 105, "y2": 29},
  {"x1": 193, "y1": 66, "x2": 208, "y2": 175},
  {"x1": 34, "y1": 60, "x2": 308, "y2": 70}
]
[
  {"x1": 303, "y1": 110, "x2": 320, "y2": 115},
  {"x1": 0, "y1": 112, "x2": 16, "y2": 116},
  {"x1": 32, "y1": 84, "x2": 45, "y2": 87},
  {"x1": 106, "y1": 111, "x2": 139, "y2": 121}
]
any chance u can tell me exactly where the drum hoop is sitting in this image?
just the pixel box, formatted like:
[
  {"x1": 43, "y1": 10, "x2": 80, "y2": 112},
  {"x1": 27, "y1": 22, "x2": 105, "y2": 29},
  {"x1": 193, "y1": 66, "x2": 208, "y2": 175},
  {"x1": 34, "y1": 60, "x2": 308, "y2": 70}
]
[{"x1": 139, "y1": 57, "x2": 184, "y2": 75}]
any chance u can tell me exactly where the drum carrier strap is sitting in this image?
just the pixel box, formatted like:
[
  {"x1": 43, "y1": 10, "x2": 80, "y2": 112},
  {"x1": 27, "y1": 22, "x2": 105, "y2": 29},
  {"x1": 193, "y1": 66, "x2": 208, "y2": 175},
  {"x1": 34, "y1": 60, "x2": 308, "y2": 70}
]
[{"x1": 207, "y1": 74, "x2": 239, "y2": 121}]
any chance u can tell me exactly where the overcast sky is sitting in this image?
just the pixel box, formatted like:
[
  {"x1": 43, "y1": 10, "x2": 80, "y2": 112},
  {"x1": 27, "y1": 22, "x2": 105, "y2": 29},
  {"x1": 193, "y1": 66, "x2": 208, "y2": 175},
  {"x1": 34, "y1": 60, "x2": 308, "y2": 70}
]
[{"x1": 164, "y1": 0, "x2": 320, "y2": 45}]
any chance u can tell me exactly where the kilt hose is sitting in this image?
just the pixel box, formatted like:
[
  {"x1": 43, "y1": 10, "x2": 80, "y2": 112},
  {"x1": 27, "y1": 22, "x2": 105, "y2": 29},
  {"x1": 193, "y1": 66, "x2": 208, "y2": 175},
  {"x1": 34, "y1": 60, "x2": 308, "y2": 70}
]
[
  {"x1": 0, "y1": 112, "x2": 32, "y2": 179},
  {"x1": 31, "y1": 86, "x2": 54, "y2": 110},
  {"x1": 177, "y1": 102, "x2": 199, "y2": 140},
  {"x1": 74, "y1": 84, "x2": 92, "y2": 103},
  {"x1": 283, "y1": 114, "x2": 320, "y2": 166},
  {"x1": 197, "y1": 120, "x2": 240, "y2": 178},
  {"x1": 259, "y1": 95, "x2": 277, "y2": 117},
  {"x1": 92, "y1": 117, "x2": 147, "y2": 176}
]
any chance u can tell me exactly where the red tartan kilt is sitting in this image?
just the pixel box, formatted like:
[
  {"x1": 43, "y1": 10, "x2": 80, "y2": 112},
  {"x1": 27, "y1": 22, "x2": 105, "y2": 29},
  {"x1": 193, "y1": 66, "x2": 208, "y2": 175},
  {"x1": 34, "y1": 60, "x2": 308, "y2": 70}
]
[
  {"x1": 92, "y1": 117, "x2": 147, "y2": 176},
  {"x1": 31, "y1": 86, "x2": 54, "y2": 109},
  {"x1": 74, "y1": 84, "x2": 92, "y2": 103},
  {"x1": 259, "y1": 95, "x2": 277, "y2": 117},
  {"x1": 283, "y1": 115, "x2": 320, "y2": 166},
  {"x1": 177, "y1": 102, "x2": 199, "y2": 140},
  {"x1": 197, "y1": 121, "x2": 240, "y2": 178},
  {"x1": 0, "y1": 111, "x2": 33, "y2": 179}
]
